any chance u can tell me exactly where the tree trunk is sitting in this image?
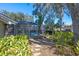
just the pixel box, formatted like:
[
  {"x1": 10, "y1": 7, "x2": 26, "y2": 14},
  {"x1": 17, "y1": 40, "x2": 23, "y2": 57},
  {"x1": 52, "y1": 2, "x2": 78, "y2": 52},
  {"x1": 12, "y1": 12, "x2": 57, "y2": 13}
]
[
  {"x1": 67, "y1": 4, "x2": 79, "y2": 45},
  {"x1": 72, "y1": 14, "x2": 79, "y2": 45}
]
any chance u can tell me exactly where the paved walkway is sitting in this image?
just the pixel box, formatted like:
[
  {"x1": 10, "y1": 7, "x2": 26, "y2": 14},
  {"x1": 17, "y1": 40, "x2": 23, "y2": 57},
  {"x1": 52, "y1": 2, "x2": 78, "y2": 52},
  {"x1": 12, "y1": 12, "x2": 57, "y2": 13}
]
[{"x1": 30, "y1": 36, "x2": 58, "y2": 56}]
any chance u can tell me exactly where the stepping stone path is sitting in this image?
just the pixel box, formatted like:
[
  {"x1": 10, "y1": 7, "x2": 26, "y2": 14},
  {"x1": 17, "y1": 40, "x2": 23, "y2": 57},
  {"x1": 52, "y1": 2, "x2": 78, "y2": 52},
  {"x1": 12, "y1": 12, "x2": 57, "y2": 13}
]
[{"x1": 30, "y1": 37, "x2": 58, "y2": 56}]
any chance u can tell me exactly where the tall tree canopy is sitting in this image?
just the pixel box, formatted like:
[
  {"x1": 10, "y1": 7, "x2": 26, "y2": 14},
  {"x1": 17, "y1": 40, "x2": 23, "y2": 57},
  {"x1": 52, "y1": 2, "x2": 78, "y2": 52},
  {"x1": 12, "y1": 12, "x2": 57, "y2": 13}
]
[
  {"x1": 33, "y1": 3, "x2": 79, "y2": 45},
  {"x1": 1, "y1": 10, "x2": 33, "y2": 21}
]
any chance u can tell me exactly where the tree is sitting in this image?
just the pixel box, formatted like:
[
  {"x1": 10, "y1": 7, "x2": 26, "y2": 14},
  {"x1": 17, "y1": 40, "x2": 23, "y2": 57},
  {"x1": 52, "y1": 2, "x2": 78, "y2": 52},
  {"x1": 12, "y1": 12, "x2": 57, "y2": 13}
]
[
  {"x1": 33, "y1": 3, "x2": 79, "y2": 45},
  {"x1": 33, "y1": 4, "x2": 57, "y2": 33},
  {"x1": 9, "y1": 12, "x2": 18, "y2": 21},
  {"x1": 16, "y1": 12, "x2": 25, "y2": 20},
  {"x1": 33, "y1": 4, "x2": 46, "y2": 33},
  {"x1": 0, "y1": 10, "x2": 33, "y2": 21},
  {"x1": 66, "y1": 4, "x2": 79, "y2": 45},
  {"x1": 44, "y1": 14, "x2": 55, "y2": 34}
]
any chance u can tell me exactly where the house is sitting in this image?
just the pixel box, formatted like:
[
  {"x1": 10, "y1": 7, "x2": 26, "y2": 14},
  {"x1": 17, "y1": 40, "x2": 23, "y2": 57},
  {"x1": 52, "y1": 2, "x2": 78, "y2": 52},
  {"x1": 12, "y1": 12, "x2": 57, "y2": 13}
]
[
  {"x1": 15, "y1": 20, "x2": 38, "y2": 36},
  {"x1": 0, "y1": 12, "x2": 38, "y2": 37},
  {"x1": 63, "y1": 25, "x2": 73, "y2": 32},
  {"x1": 54, "y1": 25, "x2": 73, "y2": 32},
  {"x1": 0, "y1": 12, "x2": 16, "y2": 36}
]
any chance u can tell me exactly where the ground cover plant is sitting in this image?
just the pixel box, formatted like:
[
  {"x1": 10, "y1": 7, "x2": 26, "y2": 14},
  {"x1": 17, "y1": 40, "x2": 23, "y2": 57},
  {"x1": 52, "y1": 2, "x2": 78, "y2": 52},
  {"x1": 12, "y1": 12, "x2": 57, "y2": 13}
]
[{"x1": 0, "y1": 35, "x2": 32, "y2": 56}]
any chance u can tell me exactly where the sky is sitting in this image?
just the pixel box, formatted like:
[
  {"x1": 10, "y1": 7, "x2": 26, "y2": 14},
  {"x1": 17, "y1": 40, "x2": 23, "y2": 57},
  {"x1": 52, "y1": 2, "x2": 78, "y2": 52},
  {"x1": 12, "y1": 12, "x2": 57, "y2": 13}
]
[
  {"x1": 63, "y1": 13, "x2": 72, "y2": 25},
  {"x1": 0, "y1": 3, "x2": 33, "y2": 15},
  {"x1": 0, "y1": 3, "x2": 72, "y2": 25}
]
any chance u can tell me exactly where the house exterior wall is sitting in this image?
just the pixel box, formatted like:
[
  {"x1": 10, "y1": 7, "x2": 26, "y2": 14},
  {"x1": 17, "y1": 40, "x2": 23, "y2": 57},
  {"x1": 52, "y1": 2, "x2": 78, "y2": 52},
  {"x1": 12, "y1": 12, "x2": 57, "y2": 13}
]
[{"x1": 0, "y1": 20, "x2": 5, "y2": 37}]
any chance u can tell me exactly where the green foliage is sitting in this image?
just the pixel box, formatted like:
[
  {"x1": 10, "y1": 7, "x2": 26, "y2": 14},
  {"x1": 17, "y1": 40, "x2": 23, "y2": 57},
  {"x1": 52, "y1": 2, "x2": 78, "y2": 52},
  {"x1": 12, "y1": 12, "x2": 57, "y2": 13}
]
[
  {"x1": 0, "y1": 35, "x2": 32, "y2": 56},
  {"x1": 46, "y1": 32, "x2": 79, "y2": 55},
  {"x1": 37, "y1": 13, "x2": 44, "y2": 32},
  {"x1": 53, "y1": 32, "x2": 74, "y2": 55},
  {"x1": 73, "y1": 40, "x2": 79, "y2": 55},
  {"x1": 53, "y1": 32, "x2": 73, "y2": 45},
  {"x1": 47, "y1": 32, "x2": 74, "y2": 45},
  {"x1": 1, "y1": 10, "x2": 33, "y2": 21},
  {"x1": 46, "y1": 32, "x2": 75, "y2": 55},
  {"x1": 33, "y1": 4, "x2": 64, "y2": 33}
]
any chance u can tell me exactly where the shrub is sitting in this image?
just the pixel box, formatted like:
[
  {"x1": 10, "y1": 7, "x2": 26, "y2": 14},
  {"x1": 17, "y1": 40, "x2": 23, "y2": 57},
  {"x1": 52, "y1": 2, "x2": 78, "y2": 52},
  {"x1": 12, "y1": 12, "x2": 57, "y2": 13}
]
[
  {"x1": 45, "y1": 31, "x2": 75, "y2": 55},
  {"x1": 47, "y1": 32, "x2": 74, "y2": 46},
  {"x1": 53, "y1": 32, "x2": 74, "y2": 55},
  {"x1": 0, "y1": 35, "x2": 32, "y2": 56}
]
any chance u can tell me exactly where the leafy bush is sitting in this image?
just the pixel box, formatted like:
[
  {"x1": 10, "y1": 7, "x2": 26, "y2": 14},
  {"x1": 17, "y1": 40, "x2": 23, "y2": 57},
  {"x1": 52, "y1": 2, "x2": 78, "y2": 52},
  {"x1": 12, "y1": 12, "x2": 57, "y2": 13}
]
[
  {"x1": 0, "y1": 35, "x2": 32, "y2": 56},
  {"x1": 53, "y1": 32, "x2": 74, "y2": 55},
  {"x1": 47, "y1": 32, "x2": 74, "y2": 46},
  {"x1": 45, "y1": 32, "x2": 75, "y2": 55},
  {"x1": 54, "y1": 32, "x2": 74, "y2": 45}
]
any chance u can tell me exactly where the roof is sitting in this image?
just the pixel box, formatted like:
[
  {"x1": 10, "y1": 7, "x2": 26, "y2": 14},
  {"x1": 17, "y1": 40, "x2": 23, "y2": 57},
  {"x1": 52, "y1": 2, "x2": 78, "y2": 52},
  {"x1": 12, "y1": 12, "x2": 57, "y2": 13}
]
[
  {"x1": 0, "y1": 12, "x2": 16, "y2": 24},
  {"x1": 16, "y1": 20, "x2": 37, "y2": 25}
]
